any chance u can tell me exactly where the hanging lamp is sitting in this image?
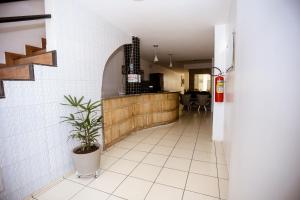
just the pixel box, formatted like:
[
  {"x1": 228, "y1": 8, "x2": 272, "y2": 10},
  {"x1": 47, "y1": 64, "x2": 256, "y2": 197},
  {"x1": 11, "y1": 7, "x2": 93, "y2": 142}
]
[
  {"x1": 169, "y1": 54, "x2": 173, "y2": 67},
  {"x1": 153, "y1": 45, "x2": 159, "y2": 63}
]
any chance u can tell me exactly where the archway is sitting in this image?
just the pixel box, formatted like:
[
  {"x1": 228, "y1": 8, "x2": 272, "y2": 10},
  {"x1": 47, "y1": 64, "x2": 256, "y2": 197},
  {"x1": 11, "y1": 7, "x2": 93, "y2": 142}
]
[{"x1": 101, "y1": 45, "x2": 125, "y2": 98}]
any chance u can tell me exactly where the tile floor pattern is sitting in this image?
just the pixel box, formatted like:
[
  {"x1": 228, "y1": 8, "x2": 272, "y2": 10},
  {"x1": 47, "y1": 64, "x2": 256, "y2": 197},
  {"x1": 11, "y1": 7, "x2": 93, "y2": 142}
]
[{"x1": 31, "y1": 112, "x2": 229, "y2": 200}]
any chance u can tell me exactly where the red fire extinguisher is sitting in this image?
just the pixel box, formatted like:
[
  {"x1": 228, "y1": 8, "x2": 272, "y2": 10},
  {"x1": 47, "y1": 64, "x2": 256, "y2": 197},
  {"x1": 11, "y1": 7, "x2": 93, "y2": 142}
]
[{"x1": 215, "y1": 75, "x2": 224, "y2": 102}]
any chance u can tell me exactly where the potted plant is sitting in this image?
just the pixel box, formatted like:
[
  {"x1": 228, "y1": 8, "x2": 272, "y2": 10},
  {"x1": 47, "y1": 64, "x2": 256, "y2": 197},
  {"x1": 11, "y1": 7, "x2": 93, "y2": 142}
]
[{"x1": 61, "y1": 95, "x2": 102, "y2": 178}]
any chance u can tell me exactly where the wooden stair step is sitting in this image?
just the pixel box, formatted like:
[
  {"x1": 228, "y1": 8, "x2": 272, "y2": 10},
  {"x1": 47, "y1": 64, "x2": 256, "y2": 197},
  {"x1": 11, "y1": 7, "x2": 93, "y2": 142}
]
[
  {"x1": 32, "y1": 49, "x2": 47, "y2": 56},
  {"x1": 26, "y1": 48, "x2": 47, "y2": 56},
  {"x1": 30, "y1": 49, "x2": 46, "y2": 56},
  {"x1": 0, "y1": 81, "x2": 4, "y2": 98},
  {"x1": 42, "y1": 38, "x2": 46, "y2": 49},
  {"x1": 5, "y1": 52, "x2": 26, "y2": 65},
  {"x1": 0, "y1": 37, "x2": 55, "y2": 99},
  {"x1": 0, "y1": 64, "x2": 34, "y2": 80},
  {"x1": 14, "y1": 50, "x2": 57, "y2": 66},
  {"x1": 25, "y1": 45, "x2": 45, "y2": 56}
]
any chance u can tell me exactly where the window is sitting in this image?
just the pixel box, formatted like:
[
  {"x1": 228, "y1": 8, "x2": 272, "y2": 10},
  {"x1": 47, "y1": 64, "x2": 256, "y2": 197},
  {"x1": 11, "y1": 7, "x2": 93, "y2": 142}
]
[{"x1": 194, "y1": 74, "x2": 211, "y2": 91}]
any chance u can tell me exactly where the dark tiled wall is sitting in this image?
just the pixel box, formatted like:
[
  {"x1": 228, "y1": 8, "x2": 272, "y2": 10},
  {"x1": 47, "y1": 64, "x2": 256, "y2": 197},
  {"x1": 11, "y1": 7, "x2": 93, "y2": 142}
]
[{"x1": 124, "y1": 36, "x2": 141, "y2": 94}]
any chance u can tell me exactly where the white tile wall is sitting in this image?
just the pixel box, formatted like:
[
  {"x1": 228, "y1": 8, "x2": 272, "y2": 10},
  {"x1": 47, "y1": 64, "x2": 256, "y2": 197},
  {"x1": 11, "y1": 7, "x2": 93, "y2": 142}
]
[{"x1": 0, "y1": 0, "x2": 131, "y2": 199}]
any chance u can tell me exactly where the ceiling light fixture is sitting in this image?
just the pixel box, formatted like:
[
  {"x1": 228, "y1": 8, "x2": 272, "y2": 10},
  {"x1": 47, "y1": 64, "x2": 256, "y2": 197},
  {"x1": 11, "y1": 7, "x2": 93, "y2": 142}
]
[
  {"x1": 153, "y1": 45, "x2": 159, "y2": 63},
  {"x1": 169, "y1": 54, "x2": 173, "y2": 67}
]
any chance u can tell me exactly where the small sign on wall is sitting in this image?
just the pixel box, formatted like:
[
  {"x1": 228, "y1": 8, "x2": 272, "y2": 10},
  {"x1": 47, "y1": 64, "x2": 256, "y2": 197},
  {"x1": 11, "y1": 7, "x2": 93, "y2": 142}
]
[{"x1": 128, "y1": 74, "x2": 139, "y2": 83}]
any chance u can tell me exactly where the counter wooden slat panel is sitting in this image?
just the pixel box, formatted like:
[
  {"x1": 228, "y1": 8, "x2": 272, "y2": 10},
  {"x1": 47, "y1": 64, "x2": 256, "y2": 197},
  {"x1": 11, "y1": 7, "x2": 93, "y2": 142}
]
[{"x1": 102, "y1": 92, "x2": 179, "y2": 149}]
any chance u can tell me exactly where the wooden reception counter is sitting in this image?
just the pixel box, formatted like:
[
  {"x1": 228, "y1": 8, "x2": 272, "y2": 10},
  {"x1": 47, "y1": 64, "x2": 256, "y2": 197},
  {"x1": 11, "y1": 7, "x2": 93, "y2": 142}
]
[{"x1": 102, "y1": 92, "x2": 179, "y2": 149}]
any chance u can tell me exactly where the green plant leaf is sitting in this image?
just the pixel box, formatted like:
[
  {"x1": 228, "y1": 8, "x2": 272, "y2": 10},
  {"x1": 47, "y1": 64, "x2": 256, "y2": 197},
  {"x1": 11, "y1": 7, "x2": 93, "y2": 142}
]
[{"x1": 61, "y1": 95, "x2": 103, "y2": 150}]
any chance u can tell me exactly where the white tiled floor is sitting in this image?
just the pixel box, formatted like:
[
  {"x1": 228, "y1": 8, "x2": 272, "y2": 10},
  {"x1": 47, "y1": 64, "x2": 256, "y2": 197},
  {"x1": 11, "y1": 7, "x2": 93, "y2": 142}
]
[{"x1": 32, "y1": 112, "x2": 229, "y2": 200}]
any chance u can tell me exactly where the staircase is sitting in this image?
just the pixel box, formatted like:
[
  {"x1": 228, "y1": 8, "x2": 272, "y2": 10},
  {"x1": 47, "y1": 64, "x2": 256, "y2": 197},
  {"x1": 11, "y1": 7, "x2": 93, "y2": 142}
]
[{"x1": 0, "y1": 38, "x2": 57, "y2": 98}]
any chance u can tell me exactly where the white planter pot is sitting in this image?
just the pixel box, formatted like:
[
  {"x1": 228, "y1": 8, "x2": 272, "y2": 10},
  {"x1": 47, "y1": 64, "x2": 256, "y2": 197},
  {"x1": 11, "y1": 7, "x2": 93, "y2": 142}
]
[{"x1": 72, "y1": 145, "x2": 101, "y2": 177}]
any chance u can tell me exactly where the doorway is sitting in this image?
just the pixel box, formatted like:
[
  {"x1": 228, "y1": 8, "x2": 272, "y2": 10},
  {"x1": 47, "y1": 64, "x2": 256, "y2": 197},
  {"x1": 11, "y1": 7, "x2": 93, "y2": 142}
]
[{"x1": 194, "y1": 74, "x2": 211, "y2": 92}]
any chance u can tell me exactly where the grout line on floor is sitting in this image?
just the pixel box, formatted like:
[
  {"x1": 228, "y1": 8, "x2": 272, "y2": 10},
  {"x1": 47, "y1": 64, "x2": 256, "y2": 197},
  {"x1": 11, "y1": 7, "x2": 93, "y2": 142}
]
[
  {"x1": 84, "y1": 169, "x2": 222, "y2": 199},
  {"x1": 214, "y1": 141, "x2": 221, "y2": 200},
  {"x1": 143, "y1": 116, "x2": 193, "y2": 200},
  {"x1": 181, "y1": 113, "x2": 202, "y2": 200},
  {"x1": 102, "y1": 126, "x2": 164, "y2": 200},
  {"x1": 33, "y1": 113, "x2": 218, "y2": 200},
  {"x1": 142, "y1": 120, "x2": 187, "y2": 200},
  {"x1": 102, "y1": 120, "x2": 175, "y2": 200},
  {"x1": 36, "y1": 127, "x2": 160, "y2": 200},
  {"x1": 104, "y1": 146, "x2": 218, "y2": 164}
]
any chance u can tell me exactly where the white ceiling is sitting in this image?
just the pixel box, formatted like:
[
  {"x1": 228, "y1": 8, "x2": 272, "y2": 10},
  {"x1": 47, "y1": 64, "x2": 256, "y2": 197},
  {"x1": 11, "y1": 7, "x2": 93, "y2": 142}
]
[{"x1": 79, "y1": 0, "x2": 231, "y2": 64}]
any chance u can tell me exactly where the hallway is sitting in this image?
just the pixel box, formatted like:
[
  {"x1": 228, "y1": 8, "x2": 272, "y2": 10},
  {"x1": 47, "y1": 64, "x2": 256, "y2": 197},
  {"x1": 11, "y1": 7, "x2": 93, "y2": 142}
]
[
  {"x1": 32, "y1": 113, "x2": 228, "y2": 200},
  {"x1": 0, "y1": 1, "x2": 299, "y2": 199}
]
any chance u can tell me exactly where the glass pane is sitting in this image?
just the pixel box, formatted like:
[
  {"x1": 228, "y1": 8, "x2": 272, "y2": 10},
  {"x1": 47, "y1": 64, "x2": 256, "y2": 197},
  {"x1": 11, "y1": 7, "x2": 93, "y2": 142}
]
[{"x1": 194, "y1": 74, "x2": 211, "y2": 91}]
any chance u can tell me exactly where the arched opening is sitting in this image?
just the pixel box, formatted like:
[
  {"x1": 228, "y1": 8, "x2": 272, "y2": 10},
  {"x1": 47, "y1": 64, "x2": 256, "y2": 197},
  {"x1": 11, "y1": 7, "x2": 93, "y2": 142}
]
[{"x1": 101, "y1": 45, "x2": 125, "y2": 98}]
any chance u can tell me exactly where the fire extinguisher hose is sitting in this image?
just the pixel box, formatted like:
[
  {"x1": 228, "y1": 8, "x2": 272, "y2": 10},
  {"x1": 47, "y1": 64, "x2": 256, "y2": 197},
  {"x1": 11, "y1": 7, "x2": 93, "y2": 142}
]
[{"x1": 211, "y1": 67, "x2": 223, "y2": 76}]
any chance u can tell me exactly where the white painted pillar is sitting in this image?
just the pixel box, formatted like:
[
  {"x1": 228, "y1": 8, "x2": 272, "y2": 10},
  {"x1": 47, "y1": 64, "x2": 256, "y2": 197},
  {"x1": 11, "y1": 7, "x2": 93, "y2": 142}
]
[{"x1": 212, "y1": 24, "x2": 228, "y2": 141}]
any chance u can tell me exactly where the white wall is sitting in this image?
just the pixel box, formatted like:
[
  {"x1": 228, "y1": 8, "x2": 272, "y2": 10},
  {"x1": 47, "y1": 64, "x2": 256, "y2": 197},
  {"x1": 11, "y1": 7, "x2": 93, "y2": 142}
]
[
  {"x1": 141, "y1": 58, "x2": 150, "y2": 81},
  {"x1": 223, "y1": 0, "x2": 237, "y2": 167},
  {"x1": 0, "y1": 0, "x2": 45, "y2": 62},
  {"x1": 0, "y1": 0, "x2": 131, "y2": 199},
  {"x1": 0, "y1": 1, "x2": 46, "y2": 199},
  {"x1": 102, "y1": 46, "x2": 125, "y2": 98},
  {"x1": 226, "y1": 0, "x2": 300, "y2": 200},
  {"x1": 212, "y1": 24, "x2": 228, "y2": 141}
]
